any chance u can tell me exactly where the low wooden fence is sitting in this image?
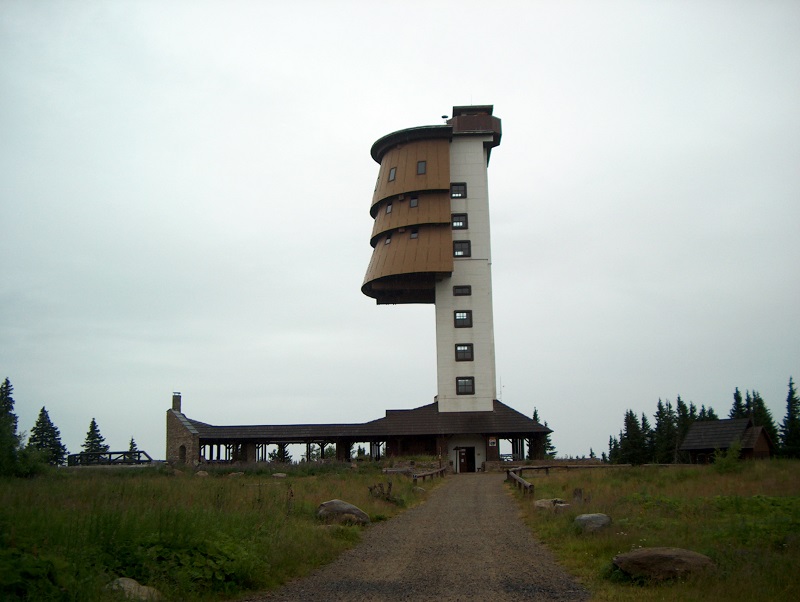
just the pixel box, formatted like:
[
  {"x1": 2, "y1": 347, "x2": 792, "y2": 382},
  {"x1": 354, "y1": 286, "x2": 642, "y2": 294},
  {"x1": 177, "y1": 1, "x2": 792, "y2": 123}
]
[
  {"x1": 510, "y1": 463, "x2": 632, "y2": 476},
  {"x1": 412, "y1": 466, "x2": 447, "y2": 485},
  {"x1": 506, "y1": 469, "x2": 533, "y2": 495}
]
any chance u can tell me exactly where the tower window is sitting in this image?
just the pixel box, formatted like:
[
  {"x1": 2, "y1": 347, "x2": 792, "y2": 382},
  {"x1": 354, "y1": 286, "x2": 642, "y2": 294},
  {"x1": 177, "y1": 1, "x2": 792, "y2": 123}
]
[
  {"x1": 410, "y1": 228, "x2": 419, "y2": 239},
  {"x1": 452, "y1": 213, "x2": 468, "y2": 229},
  {"x1": 453, "y1": 240, "x2": 471, "y2": 257},
  {"x1": 417, "y1": 160, "x2": 427, "y2": 175},
  {"x1": 454, "y1": 310, "x2": 472, "y2": 328},
  {"x1": 410, "y1": 196, "x2": 419, "y2": 208},
  {"x1": 385, "y1": 233, "x2": 392, "y2": 245},
  {"x1": 388, "y1": 167, "x2": 397, "y2": 182},
  {"x1": 450, "y1": 183, "x2": 467, "y2": 198},
  {"x1": 453, "y1": 285, "x2": 472, "y2": 296},
  {"x1": 386, "y1": 202, "x2": 393, "y2": 214},
  {"x1": 455, "y1": 344, "x2": 474, "y2": 361},
  {"x1": 456, "y1": 377, "x2": 475, "y2": 395}
]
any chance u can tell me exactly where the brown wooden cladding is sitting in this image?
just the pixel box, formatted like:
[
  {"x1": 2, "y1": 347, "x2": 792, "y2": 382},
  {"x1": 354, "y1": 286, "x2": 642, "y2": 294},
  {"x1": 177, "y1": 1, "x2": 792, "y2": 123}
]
[
  {"x1": 362, "y1": 224, "x2": 454, "y2": 302},
  {"x1": 371, "y1": 139, "x2": 450, "y2": 213},
  {"x1": 370, "y1": 191, "x2": 451, "y2": 245}
]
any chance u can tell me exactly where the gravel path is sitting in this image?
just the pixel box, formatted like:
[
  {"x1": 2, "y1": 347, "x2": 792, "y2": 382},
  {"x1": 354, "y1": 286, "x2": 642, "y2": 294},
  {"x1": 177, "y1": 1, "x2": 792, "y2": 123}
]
[{"x1": 251, "y1": 473, "x2": 590, "y2": 601}]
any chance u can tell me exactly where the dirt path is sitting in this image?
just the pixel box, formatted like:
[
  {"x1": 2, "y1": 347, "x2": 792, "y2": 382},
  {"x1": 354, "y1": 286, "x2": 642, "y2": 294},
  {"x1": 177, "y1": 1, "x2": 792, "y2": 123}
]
[{"x1": 253, "y1": 473, "x2": 590, "y2": 601}]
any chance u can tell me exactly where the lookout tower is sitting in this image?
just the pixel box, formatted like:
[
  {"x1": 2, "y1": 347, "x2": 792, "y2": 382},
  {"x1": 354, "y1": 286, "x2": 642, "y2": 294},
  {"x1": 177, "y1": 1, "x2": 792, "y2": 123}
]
[{"x1": 363, "y1": 106, "x2": 502, "y2": 413}]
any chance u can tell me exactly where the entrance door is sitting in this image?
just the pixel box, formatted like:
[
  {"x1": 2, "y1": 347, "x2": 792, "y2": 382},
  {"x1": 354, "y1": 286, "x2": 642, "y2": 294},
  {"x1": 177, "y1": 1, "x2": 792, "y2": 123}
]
[{"x1": 458, "y1": 447, "x2": 476, "y2": 473}]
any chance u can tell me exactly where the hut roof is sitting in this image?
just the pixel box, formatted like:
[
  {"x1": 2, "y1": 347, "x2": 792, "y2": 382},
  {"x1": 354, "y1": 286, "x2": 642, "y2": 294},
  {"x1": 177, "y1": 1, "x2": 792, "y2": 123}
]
[{"x1": 679, "y1": 418, "x2": 752, "y2": 451}]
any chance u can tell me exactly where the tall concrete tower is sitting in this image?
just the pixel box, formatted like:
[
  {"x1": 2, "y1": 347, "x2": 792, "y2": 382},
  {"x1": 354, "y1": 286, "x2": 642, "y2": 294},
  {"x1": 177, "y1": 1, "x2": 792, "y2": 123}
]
[{"x1": 363, "y1": 106, "x2": 502, "y2": 413}]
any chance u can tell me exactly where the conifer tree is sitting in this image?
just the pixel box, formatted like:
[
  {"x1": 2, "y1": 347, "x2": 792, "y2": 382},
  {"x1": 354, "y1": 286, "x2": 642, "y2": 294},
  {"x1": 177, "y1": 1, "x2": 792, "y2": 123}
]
[
  {"x1": 543, "y1": 421, "x2": 556, "y2": 458},
  {"x1": 749, "y1": 390, "x2": 779, "y2": 447},
  {"x1": 0, "y1": 377, "x2": 20, "y2": 475},
  {"x1": 28, "y1": 407, "x2": 68, "y2": 466},
  {"x1": 697, "y1": 405, "x2": 719, "y2": 421},
  {"x1": 128, "y1": 437, "x2": 139, "y2": 453},
  {"x1": 729, "y1": 387, "x2": 747, "y2": 418},
  {"x1": 674, "y1": 396, "x2": 696, "y2": 463},
  {"x1": 779, "y1": 377, "x2": 800, "y2": 458},
  {"x1": 619, "y1": 409, "x2": 648, "y2": 465},
  {"x1": 641, "y1": 413, "x2": 654, "y2": 462},
  {"x1": 82, "y1": 418, "x2": 109, "y2": 454},
  {"x1": 608, "y1": 435, "x2": 620, "y2": 463},
  {"x1": 653, "y1": 399, "x2": 677, "y2": 464}
]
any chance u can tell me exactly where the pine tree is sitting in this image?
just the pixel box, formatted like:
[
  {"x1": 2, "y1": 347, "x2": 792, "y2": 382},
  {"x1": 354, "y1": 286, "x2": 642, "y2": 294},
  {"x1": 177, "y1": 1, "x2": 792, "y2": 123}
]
[
  {"x1": 641, "y1": 413, "x2": 654, "y2": 462},
  {"x1": 27, "y1": 407, "x2": 68, "y2": 466},
  {"x1": 82, "y1": 418, "x2": 109, "y2": 454},
  {"x1": 543, "y1": 421, "x2": 556, "y2": 458},
  {"x1": 128, "y1": 437, "x2": 139, "y2": 453},
  {"x1": 653, "y1": 399, "x2": 677, "y2": 464},
  {"x1": 674, "y1": 396, "x2": 694, "y2": 463},
  {"x1": 779, "y1": 377, "x2": 800, "y2": 458},
  {"x1": 750, "y1": 391, "x2": 779, "y2": 447},
  {"x1": 528, "y1": 408, "x2": 548, "y2": 459},
  {"x1": 619, "y1": 409, "x2": 648, "y2": 465},
  {"x1": 0, "y1": 377, "x2": 20, "y2": 475},
  {"x1": 697, "y1": 405, "x2": 719, "y2": 421},
  {"x1": 729, "y1": 387, "x2": 746, "y2": 418},
  {"x1": 608, "y1": 435, "x2": 620, "y2": 463}
]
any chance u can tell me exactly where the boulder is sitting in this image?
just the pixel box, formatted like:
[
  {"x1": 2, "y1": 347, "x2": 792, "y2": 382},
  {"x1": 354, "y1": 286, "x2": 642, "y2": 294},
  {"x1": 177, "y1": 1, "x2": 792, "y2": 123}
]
[
  {"x1": 574, "y1": 513, "x2": 612, "y2": 533},
  {"x1": 195, "y1": 470, "x2": 209, "y2": 477},
  {"x1": 272, "y1": 472, "x2": 287, "y2": 478},
  {"x1": 107, "y1": 577, "x2": 162, "y2": 601},
  {"x1": 316, "y1": 499, "x2": 370, "y2": 525},
  {"x1": 413, "y1": 486, "x2": 427, "y2": 495},
  {"x1": 228, "y1": 471, "x2": 245, "y2": 478},
  {"x1": 613, "y1": 547, "x2": 715, "y2": 582}
]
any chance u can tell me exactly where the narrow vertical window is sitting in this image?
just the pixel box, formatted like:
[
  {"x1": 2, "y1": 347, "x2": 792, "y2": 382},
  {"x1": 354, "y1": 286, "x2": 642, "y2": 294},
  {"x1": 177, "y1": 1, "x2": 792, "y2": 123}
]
[
  {"x1": 384, "y1": 233, "x2": 392, "y2": 245},
  {"x1": 456, "y1": 377, "x2": 475, "y2": 395},
  {"x1": 451, "y1": 213, "x2": 468, "y2": 229},
  {"x1": 410, "y1": 228, "x2": 419, "y2": 239},
  {"x1": 454, "y1": 310, "x2": 472, "y2": 328},
  {"x1": 455, "y1": 344, "x2": 474, "y2": 361},
  {"x1": 453, "y1": 240, "x2": 471, "y2": 257},
  {"x1": 417, "y1": 160, "x2": 427, "y2": 175},
  {"x1": 409, "y1": 196, "x2": 419, "y2": 208},
  {"x1": 388, "y1": 167, "x2": 396, "y2": 182},
  {"x1": 386, "y1": 202, "x2": 392, "y2": 214},
  {"x1": 450, "y1": 183, "x2": 467, "y2": 198}
]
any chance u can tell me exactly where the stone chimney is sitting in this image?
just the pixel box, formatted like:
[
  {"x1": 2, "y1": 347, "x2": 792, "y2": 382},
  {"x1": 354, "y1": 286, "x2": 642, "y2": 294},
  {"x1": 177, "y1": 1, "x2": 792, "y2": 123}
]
[{"x1": 172, "y1": 392, "x2": 182, "y2": 412}]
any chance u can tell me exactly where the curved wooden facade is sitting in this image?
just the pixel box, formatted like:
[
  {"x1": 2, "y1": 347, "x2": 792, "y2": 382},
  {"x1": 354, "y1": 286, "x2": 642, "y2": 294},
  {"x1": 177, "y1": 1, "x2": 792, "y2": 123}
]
[{"x1": 363, "y1": 131, "x2": 455, "y2": 304}]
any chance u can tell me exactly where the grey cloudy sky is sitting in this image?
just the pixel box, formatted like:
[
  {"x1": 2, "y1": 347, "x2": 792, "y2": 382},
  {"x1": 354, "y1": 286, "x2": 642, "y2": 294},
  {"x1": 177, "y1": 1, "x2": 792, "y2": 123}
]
[{"x1": 2, "y1": 1, "x2": 798, "y2": 459}]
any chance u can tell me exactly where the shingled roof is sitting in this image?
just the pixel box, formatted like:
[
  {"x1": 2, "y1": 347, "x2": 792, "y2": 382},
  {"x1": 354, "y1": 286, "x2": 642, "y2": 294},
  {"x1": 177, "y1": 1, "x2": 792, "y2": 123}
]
[
  {"x1": 178, "y1": 399, "x2": 549, "y2": 443},
  {"x1": 679, "y1": 418, "x2": 752, "y2": 451}
]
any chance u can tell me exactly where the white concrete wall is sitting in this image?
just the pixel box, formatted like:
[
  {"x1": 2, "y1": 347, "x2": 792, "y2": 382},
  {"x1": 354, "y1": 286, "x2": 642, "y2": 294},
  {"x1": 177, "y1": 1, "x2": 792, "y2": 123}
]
[
  {"x1": 435, "y1": 134, "x2": 496, "y2": 412},
  {"x1": 448, "y1": 434, "x2": 487, "y2": 473}
]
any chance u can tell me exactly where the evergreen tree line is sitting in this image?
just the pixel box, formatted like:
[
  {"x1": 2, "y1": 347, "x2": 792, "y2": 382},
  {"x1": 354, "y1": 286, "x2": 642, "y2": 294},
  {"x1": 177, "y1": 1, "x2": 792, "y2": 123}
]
[
  {"x1": 0, "y1": 377, "x2": 141, "y2": 476},
  {"x1": 606, "y1": 377, "x2": 800, "y2": 464}
]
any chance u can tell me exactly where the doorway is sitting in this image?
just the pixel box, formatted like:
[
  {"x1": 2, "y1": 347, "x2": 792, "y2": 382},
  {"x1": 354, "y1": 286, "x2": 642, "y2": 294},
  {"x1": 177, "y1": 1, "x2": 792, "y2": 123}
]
[{"x1": 458, "y1": 447, "x2": 476, "y2": 473}]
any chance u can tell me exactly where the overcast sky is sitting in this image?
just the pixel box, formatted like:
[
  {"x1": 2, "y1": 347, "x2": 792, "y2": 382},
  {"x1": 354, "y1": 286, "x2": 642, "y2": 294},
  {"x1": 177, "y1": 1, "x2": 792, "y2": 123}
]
[{"x1": 2, "y1": 1, "x2": 798, "y2": 460}]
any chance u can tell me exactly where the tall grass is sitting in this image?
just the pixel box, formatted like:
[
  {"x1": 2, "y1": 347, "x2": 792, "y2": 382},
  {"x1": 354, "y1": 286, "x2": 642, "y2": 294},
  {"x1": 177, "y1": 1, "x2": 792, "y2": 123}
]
[
  {"x1": 511, "y1": 460, "x2": 800, "y2": 601},
  {"x1": 0, "y1": 462, "x2": 432, "y2": 601}
]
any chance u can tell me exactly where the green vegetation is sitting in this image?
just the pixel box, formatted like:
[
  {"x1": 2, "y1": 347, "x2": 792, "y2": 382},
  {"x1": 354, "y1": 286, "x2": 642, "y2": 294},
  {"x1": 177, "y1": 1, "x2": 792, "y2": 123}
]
[
  {"x1": 28, "y1": 407, "x2": 68, "y2": 466},
  {"x1": 81, "y1": 418, "x2": 110, "y2": 454},
  {"x1": 0, "y1": 462, "x2": 434, "y2": 601},
  {"x1": 511, "y1": 460, "x2": 800, "y2": 601}
]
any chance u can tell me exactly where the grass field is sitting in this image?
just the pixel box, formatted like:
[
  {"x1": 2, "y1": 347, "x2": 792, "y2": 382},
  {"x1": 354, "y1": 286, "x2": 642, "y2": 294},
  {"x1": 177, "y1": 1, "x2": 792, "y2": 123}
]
[
  {"x1": 511, "y1": 459, "x2": 800, "y2": 601},
  {"x1": 0, "y1": 461, "x2": 437, "y2": 601}
]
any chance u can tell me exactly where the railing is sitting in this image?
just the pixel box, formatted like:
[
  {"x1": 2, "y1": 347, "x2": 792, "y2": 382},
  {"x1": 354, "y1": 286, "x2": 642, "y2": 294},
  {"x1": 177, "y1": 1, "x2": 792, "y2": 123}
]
[
  {"x1": 67, "y1": 450, "x2": 153, "y2": 467},
  {"x1": 412, "y1": 466, "x2": 447, "y2": 485},
  {"x1": 506, "y1": 469, "x2": 533, "y2": 495}
]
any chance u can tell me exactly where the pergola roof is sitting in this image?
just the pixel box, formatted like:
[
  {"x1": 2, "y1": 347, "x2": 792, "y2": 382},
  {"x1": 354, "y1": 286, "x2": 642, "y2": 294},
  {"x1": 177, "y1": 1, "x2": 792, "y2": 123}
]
[{"x1": 180, "y1": 400, "x2": 550, "y2": 444}]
